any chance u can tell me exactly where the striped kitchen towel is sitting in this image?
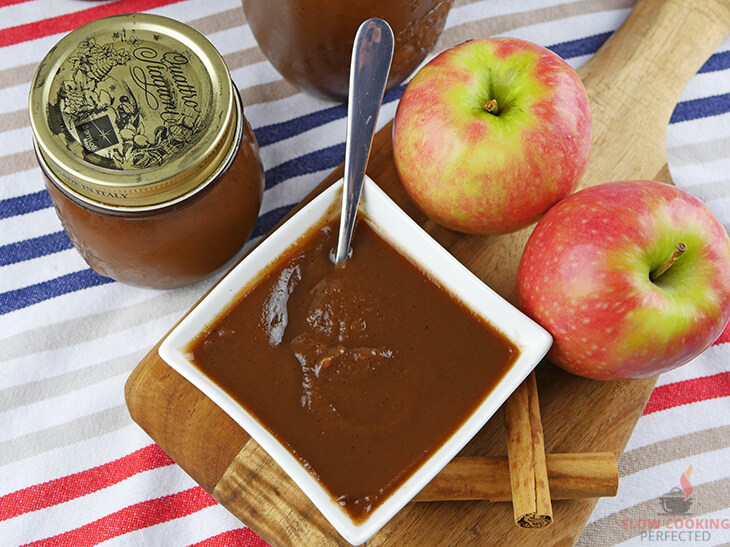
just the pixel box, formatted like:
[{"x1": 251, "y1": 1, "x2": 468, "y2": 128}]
[{"x1": 0, "y1": 0, "x2": 729, "y2": 545}]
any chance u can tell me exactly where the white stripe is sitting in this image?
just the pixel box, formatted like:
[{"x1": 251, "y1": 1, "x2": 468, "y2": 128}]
[
  {"x1": 0, "y1": 167, "x2": 45, "y2": 201},
  {"x1": 655, "y1": 344, "x2": 730, "y2": 387},
  {"x1": 258, "y1": 118, "x2": 345, "y2": 169},
  {"x1": 244, "y1": 89, "x2": 340, "y2": 129},
  {"x1": 259, "y1": 169, "x2": 333, "y2": 217},
  {"x1": 667, "y1": 136, "x2": 730, "y2": 170},
  {"x1": 230, "y1": 59, "x2": 288, "y2": 90},
  {"x1": 245, "y1": 94, "x2": 340, "y2": 133},
  {"x1": 0, "y1": 122, "x2": 32, "y2": 157},
  {"x1": 0, "y1": 265, "x2": 213, "y2": 339},
  {"x1": 0, "y1": 423, "x2": 151, "y2": 496},
  {"x1": 0, "y1": 207, "x2": 63, "y2": 247},
  {"x1": 0, "y1": 0, "x2": 99, "y2": 32},
  {"x1": 677, "y1": 66, "x2": 730, "y2": 103},
  {"x1": 445, "y1": 0, "x2": 573, "y2": 28},
  {"x1": 146, "y1": 0, "x2": 242, "y2": 22},
  {"x1": 566, "y1": 53, "x2": 594, "y2": 70},
  {"x1": 493, "y1": 9, "x2": 632, "y2": 48},
  {"x1": 100, "y1": 502, "x2": 245, "y2": 547},
  {"x1": 0, "y1": 310, "x2": 188, "y2": 387},
  {"x1": 0, "y1": 33, "x2": 62, "y2": 72},
  {"x1": 0, "y1": 248, "x2": 87, "y2": 293},
  {"x1": 0, "y1": 371, "x2": 128, "y2": 442},
  {"x1": 255, "y1": 88, "x2": 396, "y2": 161},
  {"x1": 667, "y1": 111, "x2": 730, "y2": 144},
  {"x1": 205, "y1": 23, "x2": 257, "y2": 56},
  {"x1": 669, "y1": 161, "x2": 730, "y2": 189},
  {"x1": 0, "y1": 80, "x2": 30, "y2": 116},
  {"x1": 626, "y1": 396, "x2": 730, "y2": 453}
]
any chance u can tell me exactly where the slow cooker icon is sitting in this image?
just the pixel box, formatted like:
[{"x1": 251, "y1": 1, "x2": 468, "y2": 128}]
[{"x1": 659, "y1": 487, "x2": 692, "y2": 514}]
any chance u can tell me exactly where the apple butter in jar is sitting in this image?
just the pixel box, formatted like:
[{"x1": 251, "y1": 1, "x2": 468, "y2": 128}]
[
  {"x1": 29, "y1": 14, "x2": 265, "y2": 289},
  {"x1": 243, "y1": 0, "x2": 454, "y2": 101}
]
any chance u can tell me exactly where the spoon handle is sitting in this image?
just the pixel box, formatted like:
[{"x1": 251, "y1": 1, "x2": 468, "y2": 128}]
[{"x1": 334, "y1": 18, "x2": 394, "y2": 264}]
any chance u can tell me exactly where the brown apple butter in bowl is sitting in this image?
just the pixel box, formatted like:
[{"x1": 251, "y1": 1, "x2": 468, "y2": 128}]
[
  {"x1": 29, "y1": 14, "x2": 265, "y2": 289},
  {"x1": 188, "y1": 215, "x2": 518, "y2": 521},
  {"x1": 159, "y1": 178, "x2": 553, "y2": 544}
]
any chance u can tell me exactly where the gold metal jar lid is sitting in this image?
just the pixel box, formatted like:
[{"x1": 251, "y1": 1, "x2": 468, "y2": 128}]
[{"x1": 29, "y1": 13, "x2": 236, "y2": 209}]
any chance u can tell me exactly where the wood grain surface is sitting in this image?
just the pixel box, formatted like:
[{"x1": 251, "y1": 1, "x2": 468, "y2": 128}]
[{"x1": 125, "y1": 0, "x2": 730, "y2": 545}]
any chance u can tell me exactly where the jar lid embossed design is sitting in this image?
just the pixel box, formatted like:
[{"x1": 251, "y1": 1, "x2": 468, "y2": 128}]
[{"x1": 29, "y1": 13, "x2": 237, "y2": 209}]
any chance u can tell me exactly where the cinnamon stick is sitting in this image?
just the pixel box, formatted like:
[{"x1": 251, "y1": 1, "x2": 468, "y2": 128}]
[
  {"x1": 413, "y1": 452, "x2": 618, "y2": 502},
  {"x1": 504, "y1": 372, "x2": 553, "y2": 528}
]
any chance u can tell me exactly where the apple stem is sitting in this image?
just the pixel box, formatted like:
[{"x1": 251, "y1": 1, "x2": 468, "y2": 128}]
[
  {"x1": 650, "y1": 242, "x2": 687, "y2": 281},
  {"x1": 484, "y1": 99, "x2": 499, "y2": 115}
]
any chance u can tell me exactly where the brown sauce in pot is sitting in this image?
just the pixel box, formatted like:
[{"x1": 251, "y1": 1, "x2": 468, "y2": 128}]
[
  {"x1": 188, "y1": 217, "x2": 518, "y2": 520},
  {"x1": 243, "y1": 0, "x2": 454, "y2": 101}
]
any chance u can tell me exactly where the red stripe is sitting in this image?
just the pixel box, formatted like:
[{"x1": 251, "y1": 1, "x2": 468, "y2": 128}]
[
  {"x1": 188, "y1": 528, "x2": 270, "y2": 547},
  {"x1": 0, "y1": 0, "x2": 187, "y2": 48},
  {"x1": 0, "y1": 443, "x2": 174, "y2": 522},
  {"x1": 24, "y1": 486, "x2": 217, "y2": 547},
  {"x1": 0, "y1": 0, "x2": 35, "y2": 9},
  {"x1": 712, "y1": 321, "x2": 730, "y2": 346},
  {"x1": 643, "y1": 371, "x2": 730, "y2": 415}
]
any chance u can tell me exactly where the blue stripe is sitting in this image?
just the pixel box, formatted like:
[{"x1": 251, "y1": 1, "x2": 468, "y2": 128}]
[
  {"x1": 671, "y1": 93, "x2": 730, "y2": 124},
  {"x1": 265, "y1": 142, "x2": 345, "y2": 189},
  {"x1": 256, "y1": 104, "x2": 347, "y2": 147},
  {"x1": 254, "y1": 84, "x2": 406, "y2": 148},
  {"x1": 259, "y1": 87, "x2": 406, "y2": 189},
  {"x1": 699, "y1": 50, "x2": 730, "y2": 74},
  {"x1": 383, "y1": 85, "x2": 406, "y2": 105},
  {"x1": 0, "y1": 231, "x2": 72, "y2": 267},
  {"x1": 0, "y1": 190, "x2": 52, "y2": 219},
  {"x1": 0, "y1": 268, "x2": 114, "y2": 316},
  {"x1": 547, "y1": 31, "x2": 613, "y2": 60}
]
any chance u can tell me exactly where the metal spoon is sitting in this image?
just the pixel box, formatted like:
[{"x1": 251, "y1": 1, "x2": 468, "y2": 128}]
[{"x1": 333, "y1": 18, "x2": 394, "y2": 264}]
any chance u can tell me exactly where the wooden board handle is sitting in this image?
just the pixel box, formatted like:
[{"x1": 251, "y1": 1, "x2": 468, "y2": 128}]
[{"x1": 577, "y1": 0, "x2": 730, "y2": 191}]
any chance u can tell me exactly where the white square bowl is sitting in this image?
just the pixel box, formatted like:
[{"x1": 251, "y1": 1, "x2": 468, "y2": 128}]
[{"x1": 159, "y1": 176, "x2": 552, "y2": 545}]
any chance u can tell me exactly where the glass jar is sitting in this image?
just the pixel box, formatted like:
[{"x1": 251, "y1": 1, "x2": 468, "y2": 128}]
[
  {"x1": 29, "y1": 14, "x2": 265, "y2": 289},
  {"x1": 243, "y1": 0, "x2": 453, "y2": 101}
]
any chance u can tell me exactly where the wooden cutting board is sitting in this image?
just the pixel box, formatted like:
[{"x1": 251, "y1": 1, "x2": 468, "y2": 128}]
[{"x1": 125, "y1": 1, "x2": 730, "y2": 545}]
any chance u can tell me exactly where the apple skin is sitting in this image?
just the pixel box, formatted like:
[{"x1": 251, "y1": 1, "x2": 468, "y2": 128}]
[
  {"x1": 392, "y1": 37, "x2": 592, "y2": 235},
  {"x1": 516, "y1": 180, "x2": 730, "y2": 380}
]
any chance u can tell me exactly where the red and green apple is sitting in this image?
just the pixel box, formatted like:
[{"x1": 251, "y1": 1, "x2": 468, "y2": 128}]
[
  {"x1": 517, "y1": 180, "x2": 730, "y2": 380},
  {"x1": 392, "y1": 37, "x2": 592, "y2": 235}
]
